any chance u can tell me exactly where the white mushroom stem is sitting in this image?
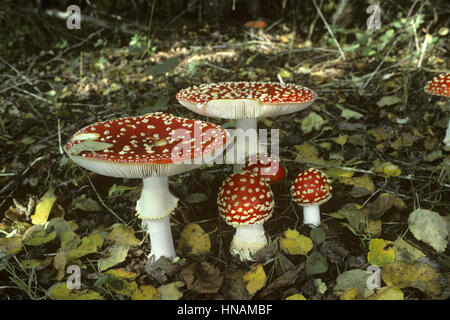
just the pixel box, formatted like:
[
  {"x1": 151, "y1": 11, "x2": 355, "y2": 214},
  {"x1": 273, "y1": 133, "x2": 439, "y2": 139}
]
[
  {"x1": 443, "y1": 117, "x2": 450, "y2": 148},
  {"x1": 136, "y1": 176, "x2": 178, "y2": 260},
  {"x1": 230, "y1": 223, "x2": 267, "y2": 261},
  {"x1": 302, "y1": 205, "x2": 321, "y2": 228},
  {"x1": 234, "y1": 118, "x2": 258, "y2": 171}
]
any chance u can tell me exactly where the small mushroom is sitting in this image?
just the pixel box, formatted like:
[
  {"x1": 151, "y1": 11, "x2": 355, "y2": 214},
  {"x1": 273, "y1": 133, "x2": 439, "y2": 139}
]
[
  {"x1": 65, "y1": 112, "x2": 230, "y2": 261},
  {"x1": 424, "y1": 73, "x2": 450, "y2": 148},
  {"x1": 291, "y1": 168, "x2": 332, "y2": 228},
  {"x1": 217, "y1": 171, "x2": 275, "y2": 261}
]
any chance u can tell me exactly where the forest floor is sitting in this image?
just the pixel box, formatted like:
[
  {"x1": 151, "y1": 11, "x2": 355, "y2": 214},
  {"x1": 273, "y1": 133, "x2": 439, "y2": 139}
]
[{"x1": 0, "y1": 11, "x2": 449, "y2": 300}]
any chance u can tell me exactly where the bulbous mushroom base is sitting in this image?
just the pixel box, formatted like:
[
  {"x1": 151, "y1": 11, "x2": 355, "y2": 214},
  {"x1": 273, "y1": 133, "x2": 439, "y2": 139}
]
[{"x1": 230, "y1": 224, "x2": 268, "y2": 261}]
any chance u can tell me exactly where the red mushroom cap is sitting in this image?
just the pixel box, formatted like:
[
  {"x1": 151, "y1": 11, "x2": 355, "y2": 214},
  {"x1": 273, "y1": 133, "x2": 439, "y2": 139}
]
[
  {"x1": 244, "y1": 20, "x2": 267, "y2": 29},
  {"x1": 217, "y1": 171, "x2": 274, "y2": 227},
  {"x1": 176, "y1": 81, "x2": 317, "y2": 119},
  {"x1": 65, "y1": 112, "x2": 230, "y2": 178},
  {"x1": 424, "y1": 73, "x2": 450, "y2": 97},
  {"x1": 243, "y1": 155, "x2": 286, "y2": 184},
  {"x1": 291, "y1": 168, "x2": 332, "y2": 206}
]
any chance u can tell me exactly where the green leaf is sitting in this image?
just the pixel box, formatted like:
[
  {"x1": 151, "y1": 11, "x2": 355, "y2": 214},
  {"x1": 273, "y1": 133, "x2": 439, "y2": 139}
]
[
  {"x1": 310, "y1": 228, "x2": 326, "y2": 245},
  {"x1": 376, "y1": 96, "x2": 401, "y2": 107},
  {"x1": 305, "y1": 252, "x2": 328, "y2": 276},
  {"x1": 301, "y1": 111, "x2": 324, "y2": 134},
  {"x1": 98, "y1": 245, "x2": 129, "y2": 272},
  {"x1": 146, "y1": 57, "x2": 180, "y2": 77}
]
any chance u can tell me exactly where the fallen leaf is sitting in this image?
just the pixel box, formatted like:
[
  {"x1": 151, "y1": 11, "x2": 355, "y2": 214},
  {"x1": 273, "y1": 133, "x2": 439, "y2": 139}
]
[
  {"x1": 157, "y1": 281, "x2": 184, "y2": 300},
  {"x1": 363, "y1": 219, "x2": 382, "y2": 237},
  {"x1": 48, "y1": 282, "x2": 104, "y2": 300},
  {"x1": 22, "y1": 225, "x2": 57, "y2": 246},
  {"x1": 376, "y1": 96, "x2": 402, "y2": 107},
  {"x1": 131, "y1": 285, "x2": 161, "y2": 300},
  {"x1": 279, "y1": 229, "x2": 313, "y2": 256},
  {"x1": 21, "y1": 257, "x2": 53, "y2": 271},
  {"x1": 366, "y1": 193, "x2": 398, "y2": 219},
  {"x1": 105, "y1": 268, "x2": 138, "y2": 281},
  {"x1": 107, "y1": 224, "x2": 140, "y2": 247},
  {"x1": 285, "y1": 293, "x2": 307, "y2": 300},
  {"x1": 0, "y1": 236, "x2": 22, "y2": 254},
  {"x1": 310, "y1": 228, "x2": 326, "y2": 245},
  {"x1": 98, "y1": 245, "x2": 129, "y2": 272},
  {"x1": 242, "y1": 264, "x2": 266, "y2": 295},
  {"x1": 301, "y1": 112, "x2": 324, "y2": 134},
  {"x1": 381, "y1": 261, "x2": 442, "y2": 297},
  {"x1": 339, "y1": 175, "x2": 375, "y2": 192},
  {"x1": 177, "y1": 223, "x2": 211, "y2": 256},
  {"x1": 393, "y1": 237, "x2": 425, "y2": 264},
  {"x1": 305, "y1": 252, "x2": 328, "y2": 276},
  {"x1": 408, "y1": 209, "x2": 448, "y2": 253},
  {"x1": 333, "y1": 269, "x2": 374, "y2": 299},
  {"x1": 366, "y1": 286, "x2": 404, "y2": 300},
  {"x1": 368, "y1": 238, "x2": 395, "y2": 267},
  {"x1": 372, "y1": 161, "x2": 401, "y2": 178},
  {"x1": 67, "y1": 233, "x2": 104, "y2": 261},
  {"x1": 74, "y1": 196, "x2": 101, "y2": 212},
  {"x1": 31, "y1": 188, "x2": 56, "y2": 225}
]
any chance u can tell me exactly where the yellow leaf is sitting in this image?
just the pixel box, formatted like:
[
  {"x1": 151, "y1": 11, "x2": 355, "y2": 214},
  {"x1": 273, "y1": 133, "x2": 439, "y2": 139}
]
[
  {"x1": 368, "y1": 238, "x2": 395, "y2": 267},
  {"x1": 285, "y1": 293, "x2": 307, "y2": 300},
  {"x1": 393, "y1": 237, "x2": 425, "y2": 264},
  {"x1": 381, "y1": 261, "x2": 442, "y2": 297},
  {"x1": 158, "y1": 281, "x2": 185, "y2": 300},
  {"x1": 325, "y1": 168, "x2": 354, "y2": 179},
  {"x1": 105, "y1": 268, "x2": 138, "y2": 281},
  {"x1": 131, "y1": 285, "x2": 161, "y2": 300},
  {"x1": 177, "y1": 223, "x2": 211, "y2": 256},
  {"x1": 67, "y1": 233, "x2": 104, "y2": 261},
  {"x1": 364, "y1": 220, "x2": 382, "y2": 237},
  {"x1": 372, "y1": 161, "x2": 401, "y2": 178},
  {"x1": 0, "y1": 235, "x2": 22, "y2": 254},
  {"x1": 279, "y1": 229, "x2": 313, "y2": 256},
  {"x1": 107, "y1": 224, "x2": 140, "y2": 247},
  {"x1": 21, "y1": 257, "x2": 53, "y2": 271},
  {"x1": 105, "y1": 276, "x2": 139, "y2": 297},
  {"x1": 48, "y1": 283, "x2": 104, "y2": 300},
  {"x1": 339, "y1": 175, "x2": 375, "y2": 192},
  {"x1": 98, "y1": 245, "x2": 129, "y2": 272},
  {"x1": 366, "y1": 286, "x2": 404, "y2": 300},
  {"x1": 340, "y1": 287, "x2": 358, "y2": 300},
  {"x1": 242, "y1": 264, "x2": 266, "y2": 295},
  {"x1": 31, "y1": 188, "x2": 57, "y2": 225},
  {"x1": 332, "y1": 135, "x2": 348, "y2": 146}
]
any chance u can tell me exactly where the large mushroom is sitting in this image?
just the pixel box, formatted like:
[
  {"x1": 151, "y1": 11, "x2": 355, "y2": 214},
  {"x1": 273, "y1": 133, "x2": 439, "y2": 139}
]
[
  {"x1": 65, "y1": 112, "x2": 230, "y2": 260},
  {"x1": 291, "y1": 168, "x2": 332, "y2": 228},
  {"x1": 217, "y1": 170, "x2": 275, "y2": 261},
  {"x1": 424, "y1": 73, "x2": 450, "y2": 148},
  {"x1": 176, "y1": 82, "x2": 317, "y2": 166}
]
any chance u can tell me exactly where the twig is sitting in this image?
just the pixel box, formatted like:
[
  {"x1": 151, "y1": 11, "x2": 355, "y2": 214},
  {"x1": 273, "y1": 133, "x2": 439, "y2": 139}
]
[{"x1": 312, "y1": 0, "x2": 346, "y2": 61}]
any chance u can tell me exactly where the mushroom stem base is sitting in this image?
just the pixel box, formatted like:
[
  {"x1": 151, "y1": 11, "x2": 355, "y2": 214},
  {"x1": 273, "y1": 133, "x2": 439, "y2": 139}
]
[
  {"x1": 230, "y1": 223, "x2": 267, "y2": 261},
  {"x1": 303, "y1": 205, "x2": 320, "y2": 228},
  {"x1": 136, "y1": 176, "x2": 178, "y2": 260}
]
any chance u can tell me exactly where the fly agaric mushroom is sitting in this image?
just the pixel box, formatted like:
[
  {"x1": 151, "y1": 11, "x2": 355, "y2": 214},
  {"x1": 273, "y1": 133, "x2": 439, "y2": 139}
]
[
  {"x1": 65, "y1": 112, "x2": 230, "y2": 260},
  {"x1": 243, "y1": 154, "x2": 286, "y2": 184},
  {"x1": 217, "y1": 170, "x2": 275, "y2": 261},
  {"x1": 291, "y1": 168, "x2": 332, "y2": 228},
  {"x1": 176, "y1": 82, "x2": 317, "y2": 165},
  {"x1": 424, "y1": 73, "x2": 450, "y2": 148},
  {"x1": 244, "y1": 19, "x2": 268, "y2": 40}
]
